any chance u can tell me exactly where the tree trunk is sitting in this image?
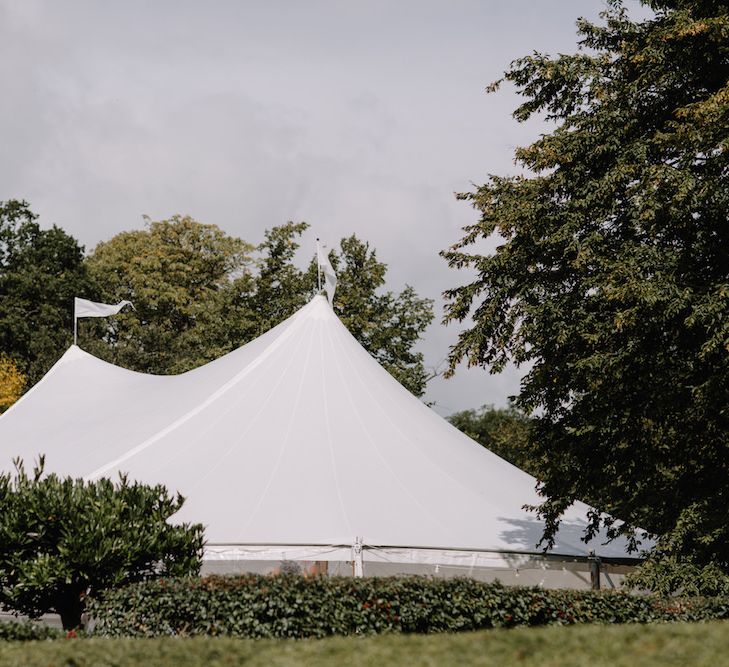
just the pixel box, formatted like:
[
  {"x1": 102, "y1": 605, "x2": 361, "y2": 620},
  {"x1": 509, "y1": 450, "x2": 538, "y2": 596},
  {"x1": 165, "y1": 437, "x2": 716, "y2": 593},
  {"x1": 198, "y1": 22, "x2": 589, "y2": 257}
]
[{"x1": 56, "y1": 591, "x2": 84, "y2": 631}]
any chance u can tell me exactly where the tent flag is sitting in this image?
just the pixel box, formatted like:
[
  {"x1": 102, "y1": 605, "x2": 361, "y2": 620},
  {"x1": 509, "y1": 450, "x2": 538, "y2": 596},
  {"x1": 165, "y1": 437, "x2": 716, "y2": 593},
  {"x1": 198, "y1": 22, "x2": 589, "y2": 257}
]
[
  {"x1": 74, "y1": 298, "x2": 133, "y2": 319},
  {"x1": 73, "y1": 298, "x2": 133, "y2": 344},
  {"x1": 316, "y1": 239, "x2": 337, "y2": 305}
]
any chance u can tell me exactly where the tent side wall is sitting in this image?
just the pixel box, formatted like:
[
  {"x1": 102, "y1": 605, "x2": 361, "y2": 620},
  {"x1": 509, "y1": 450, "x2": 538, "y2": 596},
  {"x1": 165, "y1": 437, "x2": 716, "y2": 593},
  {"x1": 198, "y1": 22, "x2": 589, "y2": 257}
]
[{"x1": 202, "y1": 543, "x2": 639, "y2": 590}]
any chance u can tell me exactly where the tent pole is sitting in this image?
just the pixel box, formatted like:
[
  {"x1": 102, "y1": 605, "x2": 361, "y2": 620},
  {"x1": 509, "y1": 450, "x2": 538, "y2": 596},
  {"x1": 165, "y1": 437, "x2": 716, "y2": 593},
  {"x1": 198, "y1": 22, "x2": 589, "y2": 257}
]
[
  {"x1": 589, "y1": 550, "x2": 601, "y2": 590},
  {"x1": 316, "y1": 238, "x2": 322, "y2": 293},
  {"x1": 352, "y1": 536, "x2": 364, "y2": 578},
  {"x1": 73, "y1": 316, "x2": 77, "y2": 346}
]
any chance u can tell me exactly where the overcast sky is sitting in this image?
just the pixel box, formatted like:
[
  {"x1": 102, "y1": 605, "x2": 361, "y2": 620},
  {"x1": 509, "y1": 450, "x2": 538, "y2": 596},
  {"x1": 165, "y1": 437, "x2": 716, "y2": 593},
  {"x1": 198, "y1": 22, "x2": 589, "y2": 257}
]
[{"x1": 0, "y1": 0, "x2": 651, "y2": 416}]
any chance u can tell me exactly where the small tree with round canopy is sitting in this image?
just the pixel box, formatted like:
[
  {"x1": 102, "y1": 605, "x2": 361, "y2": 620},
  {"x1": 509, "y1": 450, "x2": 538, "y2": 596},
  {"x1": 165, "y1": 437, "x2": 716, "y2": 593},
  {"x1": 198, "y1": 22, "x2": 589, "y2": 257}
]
[{"x1": 0, "y1": 457, "x2": 204, "y2": 630}]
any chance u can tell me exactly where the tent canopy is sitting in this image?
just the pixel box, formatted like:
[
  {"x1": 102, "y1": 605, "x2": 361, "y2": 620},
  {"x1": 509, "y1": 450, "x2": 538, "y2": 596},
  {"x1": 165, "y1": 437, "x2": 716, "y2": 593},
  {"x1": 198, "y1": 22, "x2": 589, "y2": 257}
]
[{"x1": 0, "y1": 295, "x2": 639, "y2": 564}]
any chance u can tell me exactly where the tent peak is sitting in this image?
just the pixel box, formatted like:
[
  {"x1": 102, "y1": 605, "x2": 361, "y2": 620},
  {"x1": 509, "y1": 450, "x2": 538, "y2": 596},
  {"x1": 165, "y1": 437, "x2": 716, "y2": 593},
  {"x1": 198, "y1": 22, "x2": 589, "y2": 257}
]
[
  {"x1": 303, "y1": 293, "x2": 336, "y2": 320},
  {"x1": 61, "y1": 344, "x2": 89, "y2": 363}
]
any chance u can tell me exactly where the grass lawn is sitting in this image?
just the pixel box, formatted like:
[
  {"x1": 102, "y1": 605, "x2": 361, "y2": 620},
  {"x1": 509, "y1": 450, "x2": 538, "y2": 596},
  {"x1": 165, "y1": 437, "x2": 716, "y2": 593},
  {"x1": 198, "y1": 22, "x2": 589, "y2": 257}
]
[{"x1": 1, "y1": 621, "x2": 728, "y2": 667}]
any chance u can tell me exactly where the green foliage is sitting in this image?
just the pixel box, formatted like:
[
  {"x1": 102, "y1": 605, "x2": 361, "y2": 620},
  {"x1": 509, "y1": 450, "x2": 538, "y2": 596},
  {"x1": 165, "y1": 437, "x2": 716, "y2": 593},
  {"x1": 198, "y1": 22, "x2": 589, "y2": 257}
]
[
  {"x1": 442, "y1": 1, "x2": 729, "y2": 562},
  {"x1": 228, "y1": 222, "x2": 434, "y2": 397},
  {"x1": 88, "y1": 218, "x2": 434, "y2": 396},
  {"x1": 0, "y1": 206, "x2": 432, "y2": 394},
  {"x1": 447, "y1": 403, "x2": 536, "y2": 476},
  {"x1": 329, "y1": 236, "x2": 434, "y2": 396},
  {"x1": 0, "y1": 621, "x2": 63, "y2": 641},
  {"x1": 85, "y1": 215, "x2": 255, "y2": 373},
  {"x1": 626, "y1": 555, "x2": 729, "y2": 598},
  {"x1": 0, "y1": 200, "x2": 94, "y2": 386},
  {"x1": 0, "y1": 458, "x2": 204, "y2": 630},
  {"x1": 87, "y1": 575, "x2": 729, "y2": 639},
  {"x1": 232, "y1": 221, "x2": 312, "y2": 337}
]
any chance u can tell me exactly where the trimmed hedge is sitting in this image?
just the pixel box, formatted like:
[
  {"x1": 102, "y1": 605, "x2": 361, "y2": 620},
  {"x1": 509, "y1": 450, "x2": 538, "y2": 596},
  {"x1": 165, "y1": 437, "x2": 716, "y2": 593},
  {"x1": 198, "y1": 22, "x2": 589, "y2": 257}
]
[
  {"x1": 0, "y1": 620, "x2": 63, "y2": 641},
  {"x1": 87, "y1": 575, "x2": 729, "y2": 638}
]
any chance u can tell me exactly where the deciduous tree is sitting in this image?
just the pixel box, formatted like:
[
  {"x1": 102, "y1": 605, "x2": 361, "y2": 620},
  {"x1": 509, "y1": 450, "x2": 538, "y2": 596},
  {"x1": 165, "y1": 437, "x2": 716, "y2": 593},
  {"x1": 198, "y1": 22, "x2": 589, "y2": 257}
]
[
  {"x1": 0, "y1": 355, "x2": 25, "y2": 413},
  {"x1": 89, "y1": 219, "x2": 434, "y2": 396},
  {"x1": 442, "y1": 0, "x2": 729, "y2": 566},
  {"x1": 0, "y1": 200, "x2": 93, "y2": 386},
  {"x1": 448, "y1": 404, "x2": 535, "y2": 476},
  {"x1": 245, "y1": 224, "x2": 435, "y2": 396},
  {"x1": 85, "y1": 215, "x2": 254, "y2": 373},
  {"x1": 325, "y1": 235, "x2": 434, "y2": 396}
]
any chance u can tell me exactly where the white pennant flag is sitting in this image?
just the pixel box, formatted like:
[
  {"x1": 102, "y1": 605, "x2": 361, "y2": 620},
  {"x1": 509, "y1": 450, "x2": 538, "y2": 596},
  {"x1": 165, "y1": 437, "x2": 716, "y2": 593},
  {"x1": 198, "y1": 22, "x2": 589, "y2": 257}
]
[
  {"x1": 73, "y1": 298, "x2": 133, "y2": 345},
  {"x1": 74, "y1": 298, "x2": 134, "y2": 319},
  {"x1": 316, "y1": 240, "x2": 337, "y2": 305}
]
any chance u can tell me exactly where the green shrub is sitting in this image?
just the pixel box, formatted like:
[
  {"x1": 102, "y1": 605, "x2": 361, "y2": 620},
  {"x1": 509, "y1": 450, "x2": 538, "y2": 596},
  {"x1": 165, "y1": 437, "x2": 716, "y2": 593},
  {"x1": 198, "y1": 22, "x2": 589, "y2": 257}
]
[
  {"x1": 0, "y1": 457, "x2": 205, "y2": 630},
  {"x1": 0, "y1": 620, "x2": 63, "y2": 641},
  {"x1": 87, "y1": 575, "x2": 729, "y2": 638},
  {"x1": 625, "y1": 556, "x2": 729, "y2": 597}
]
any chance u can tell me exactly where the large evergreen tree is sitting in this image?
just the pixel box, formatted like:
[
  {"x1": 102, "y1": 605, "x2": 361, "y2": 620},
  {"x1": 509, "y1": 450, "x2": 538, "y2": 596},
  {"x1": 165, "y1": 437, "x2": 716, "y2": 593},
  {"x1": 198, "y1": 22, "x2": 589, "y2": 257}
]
[{"x1": 442, "y1": 1, "x2": 729, "y2": 566}]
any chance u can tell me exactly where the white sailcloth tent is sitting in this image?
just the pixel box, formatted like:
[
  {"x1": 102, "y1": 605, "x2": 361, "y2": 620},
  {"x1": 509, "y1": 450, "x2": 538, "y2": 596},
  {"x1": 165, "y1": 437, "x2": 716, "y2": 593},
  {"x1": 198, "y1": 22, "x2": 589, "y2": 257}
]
[{"x1": 0, "y1": 295, "x2": 640, "y2": 584}]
